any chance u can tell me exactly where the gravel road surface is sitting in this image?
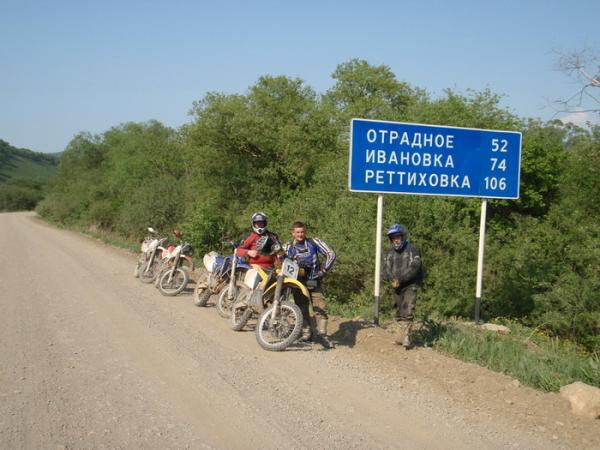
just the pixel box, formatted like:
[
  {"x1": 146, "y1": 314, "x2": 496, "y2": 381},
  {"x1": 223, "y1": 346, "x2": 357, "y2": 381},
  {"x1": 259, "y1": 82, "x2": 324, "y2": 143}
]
[{"x1": 1, "y1": 212, "x2": 598, "y2": 449}]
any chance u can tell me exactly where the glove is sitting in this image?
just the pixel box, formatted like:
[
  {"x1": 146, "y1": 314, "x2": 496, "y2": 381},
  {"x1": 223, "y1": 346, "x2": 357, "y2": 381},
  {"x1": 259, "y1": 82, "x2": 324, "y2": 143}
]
[
  {"x1": 310, "y1": 270, "x2": 325, "y2": 280},
  {"x1": 391, "y1": 278, "x2": 400, "y2": 288}
]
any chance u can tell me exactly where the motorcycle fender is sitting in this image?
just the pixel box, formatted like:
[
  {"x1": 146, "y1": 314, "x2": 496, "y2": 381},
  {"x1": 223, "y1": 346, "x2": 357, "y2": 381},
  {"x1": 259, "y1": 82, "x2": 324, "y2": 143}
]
[
  {"x1": 264, "y1": 279, "x2": 309, "y2": 299},
  {"x1": 253, "y1": 265, "x2": 271, "y2": 288},
  {"x1": 206, "y1": 273, "x2": 223, "y2": 293},
  {"x1": 181, "y1": 255, "x2": 195, "y2": 271}
]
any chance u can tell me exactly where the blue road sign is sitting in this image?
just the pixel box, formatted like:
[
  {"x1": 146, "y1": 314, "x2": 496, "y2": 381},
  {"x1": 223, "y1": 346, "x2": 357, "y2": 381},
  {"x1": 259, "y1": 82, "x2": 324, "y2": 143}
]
[{"x1": 349, "y1": 119, "x2": 522, "y2": 199}]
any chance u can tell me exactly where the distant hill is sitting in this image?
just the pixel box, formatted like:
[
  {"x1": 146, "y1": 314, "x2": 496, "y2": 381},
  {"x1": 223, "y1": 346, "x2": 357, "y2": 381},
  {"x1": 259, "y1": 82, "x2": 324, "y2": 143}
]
[
  {"x1": 0, "y1": 139, "x2": 59, "y2": 183},
  {"x1": 0, "y1": 140, "x2": 59, "y2": 211}
]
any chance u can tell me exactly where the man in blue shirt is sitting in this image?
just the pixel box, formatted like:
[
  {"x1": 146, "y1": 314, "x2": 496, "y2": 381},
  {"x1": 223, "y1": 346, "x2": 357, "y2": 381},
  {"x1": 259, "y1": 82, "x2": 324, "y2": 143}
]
[{"x1": 286, "y1": 221, "x2": 336, "y2": 349}]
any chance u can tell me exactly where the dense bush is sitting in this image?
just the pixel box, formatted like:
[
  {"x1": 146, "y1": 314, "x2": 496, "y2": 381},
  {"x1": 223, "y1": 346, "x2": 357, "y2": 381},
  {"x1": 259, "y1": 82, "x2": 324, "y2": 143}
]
[
  {"x1": 0, "y1": 178, "x2": 45, "y2": 211},
  {"x1": 36, "y1": 60, "x2": 600, "y2": 352}
]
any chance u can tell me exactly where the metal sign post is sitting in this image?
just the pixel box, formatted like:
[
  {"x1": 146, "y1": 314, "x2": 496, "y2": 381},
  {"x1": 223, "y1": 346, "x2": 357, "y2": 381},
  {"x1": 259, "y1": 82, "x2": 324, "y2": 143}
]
[
  {"x1": 373, "y1": 194, "x2": 384, "y2": 325},
  {"x1": 349, "y1": 118, "x2": 522, "y2": 324},
  {"x1": 475, "y1": 199, "x2": 488, "y2": 324}
]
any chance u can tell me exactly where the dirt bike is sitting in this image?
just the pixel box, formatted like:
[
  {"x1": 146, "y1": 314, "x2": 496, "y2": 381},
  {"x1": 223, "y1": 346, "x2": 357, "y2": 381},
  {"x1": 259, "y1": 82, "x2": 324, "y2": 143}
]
[
  {"x1": 193, "y1": 242, "x2": 250, "y2": 310},
  {"x1": 213, "y1": 246, "x2": 254, "y2": 318},
  {"x1": 229, "y1": 264, "x2": 270, "y2": 329},
  {"x1": 133, "y1": 228, "x2": 169, "y2": 283},
  {"x1": 156, "y1": 239, "x2": 194, "y2": 296},
  {"x1": 230, "y1": 237, "x2": 307, "y2": 351}
]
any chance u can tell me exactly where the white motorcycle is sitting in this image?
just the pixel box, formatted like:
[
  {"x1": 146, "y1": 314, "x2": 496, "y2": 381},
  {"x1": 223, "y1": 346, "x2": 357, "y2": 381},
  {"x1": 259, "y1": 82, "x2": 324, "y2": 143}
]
[
  {"x1": 133, "y1": 228, "x2": 169, "y2": 283},
  {"x1": 195, "y1": 242, "x2": 251, "y2": 314},
  {"x1": 156, "y1": 237, "x2": 194, "y2": 296}
]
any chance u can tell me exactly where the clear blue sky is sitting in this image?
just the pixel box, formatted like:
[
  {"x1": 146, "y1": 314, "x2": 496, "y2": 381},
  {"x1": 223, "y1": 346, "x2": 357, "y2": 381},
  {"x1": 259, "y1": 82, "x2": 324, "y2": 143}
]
[{"x1": 1, "y1": 0, "x2": 599, "y2": 153}]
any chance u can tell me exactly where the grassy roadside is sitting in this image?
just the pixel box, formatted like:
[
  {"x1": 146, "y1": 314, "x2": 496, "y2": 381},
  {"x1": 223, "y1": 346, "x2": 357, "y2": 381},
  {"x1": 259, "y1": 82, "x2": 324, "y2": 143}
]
[
  {"x1": 414, "y1": 316, "x2": 600, "y2": 392},
  {"x1": 37, "y1": 216, "x2": 141, "y2": 253},
  {"x1": 330, "y1": 293, "x2": 600, "y2": 393},
  {"x1": 80, "y1": 226, "x2": 140, "y2": 254},
  {"x1": 38, "y1": 215, "x2": 600, "y2": 394}
]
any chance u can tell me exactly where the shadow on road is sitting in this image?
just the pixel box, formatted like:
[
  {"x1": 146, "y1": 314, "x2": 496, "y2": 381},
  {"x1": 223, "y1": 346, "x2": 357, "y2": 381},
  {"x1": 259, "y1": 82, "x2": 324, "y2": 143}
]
[{"x1": 330, "y1": 320, "x2": 378, "y2": 348}]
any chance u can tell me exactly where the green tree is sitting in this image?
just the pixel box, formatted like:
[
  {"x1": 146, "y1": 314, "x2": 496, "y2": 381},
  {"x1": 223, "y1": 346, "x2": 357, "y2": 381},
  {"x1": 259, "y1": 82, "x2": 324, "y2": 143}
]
[
  {"x1": 325, "y1": 58, "x2": 421, "y2": 123},
  {"x1": 37, "y1": 59, "x2": 600, "y2": 350}
]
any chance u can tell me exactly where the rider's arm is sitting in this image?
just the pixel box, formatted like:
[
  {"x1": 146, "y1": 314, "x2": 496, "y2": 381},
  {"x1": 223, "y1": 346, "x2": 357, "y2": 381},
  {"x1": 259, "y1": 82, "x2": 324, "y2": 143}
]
[
  {"x1": 383, "y1": 250, "x2": 393, "y2": 281},
  {"x1": 312, "y1": 237, "x2": 336, "y2": 273},
  {"x1": 400, "y1": 245, "x2": 422, "y2": 284},
  {"x1": 285, "y1": 241, "x2": 295, "y2": 259},
  {"x1": 235, "y1": 234, "x2": 254, "y2": 257}
]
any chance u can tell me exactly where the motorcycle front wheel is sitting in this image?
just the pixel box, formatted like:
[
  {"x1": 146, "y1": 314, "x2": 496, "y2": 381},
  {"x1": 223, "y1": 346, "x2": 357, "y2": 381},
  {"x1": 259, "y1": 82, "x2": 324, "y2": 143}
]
[
  {"x1": 231, "y1": 306, "x2": 253, "y2": 331},
  {"x1": 255, "y1": 301, "x2": 303, "y2": 351},
  {"x1": 216, "y1": 282, "x2": 241, "y2": 318},
  {"x1": 158, "y1": 267, "x2": 189, "y2": 296},
  {"x1": 230, "y1": 289, "x2": 253, "y2": 331},
  {"x1": 139, "y1": 259, "x2": 160, "y2": 284}
]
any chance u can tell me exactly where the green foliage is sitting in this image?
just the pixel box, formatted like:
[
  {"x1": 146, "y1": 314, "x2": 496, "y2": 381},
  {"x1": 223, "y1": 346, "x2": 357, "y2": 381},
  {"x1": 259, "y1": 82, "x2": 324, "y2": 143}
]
[
  {"x1": 38, "y1": 59, "x2": 600, "y2": 353},
  {"x1": 0, "y1": 140, "x2": 58, "y2": 211},
  {"x1": 187, "y1": 76, "x2": 338, "y2": 209},
  {"x1": 415, "y1": 317, "x2": 600, "y2": 392},
  {"x1": 325, "y1": 58, "x2": 422, "y2": 123},
  {"x1": 36, "y1": 122, "x2": 187, "y2": 236},
  {"x1": 0, "y1": 178, "x2": 45, "y2": 211},
  {"x1": 514, "y1": 122, "x2": 565, "y2": 215},
  {"x1": 411, "y1": 89, "x2": 518, "y2": 130},
  {"x1": 37, "y1": 132, "x2": 106, "y2": 223},
  {"x1": 529, "y1": 209, "x2": 600, "y2": 351},
  {"x1": 181, "y1": 203, "x2": 229, "y2": 256},
  {"x1": 0, "y1": 139, "x2": 58, "y2": 180},
  {"x1": 561, "y1": 124, "x2": 600, "y2": 214}
]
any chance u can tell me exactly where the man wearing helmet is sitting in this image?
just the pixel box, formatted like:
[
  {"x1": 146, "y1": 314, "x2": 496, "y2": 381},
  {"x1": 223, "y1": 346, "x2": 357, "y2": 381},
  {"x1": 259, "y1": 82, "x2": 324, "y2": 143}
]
[
  {"x1": 235, "y1": 212, "x2": 280, "y2": 268},
  {"x1": 286, "y1": 221, "x2": 336, "y2": 349},
  {"x1": 384, "y1": 224, "x2": 423, "y2": 348}
]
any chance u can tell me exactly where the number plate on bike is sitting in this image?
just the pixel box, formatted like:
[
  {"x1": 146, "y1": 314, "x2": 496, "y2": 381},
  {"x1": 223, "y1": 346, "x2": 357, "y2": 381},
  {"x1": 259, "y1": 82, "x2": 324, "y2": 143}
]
[{"x1": 282, "y1": 259, "x2": 299, "y2": 279}]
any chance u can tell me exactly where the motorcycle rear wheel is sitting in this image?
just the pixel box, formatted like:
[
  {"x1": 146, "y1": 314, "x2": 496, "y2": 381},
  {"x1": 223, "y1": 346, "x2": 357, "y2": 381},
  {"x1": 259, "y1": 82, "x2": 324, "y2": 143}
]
[
  {"x1": 255, "y1": 301, "x2": 303, "y2": 351},
  {"x1": 133, "y1": 253, "x2": 145, "y2": 278},
  {"x1": 193, "y1": 271, "x2": 211, "y2": 306},
  {"x1": 158, "y1": 267, "x2": 189, "y2": 296},
  {"x1": 194, "y1": 287, "x2": 212, "y2": 307}
]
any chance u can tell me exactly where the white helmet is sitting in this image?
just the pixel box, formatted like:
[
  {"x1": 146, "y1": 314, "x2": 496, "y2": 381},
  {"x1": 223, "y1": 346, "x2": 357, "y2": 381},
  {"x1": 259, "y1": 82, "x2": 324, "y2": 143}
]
[{"x1": 251, "y1": 212, "x2": 268, "y2": 235}]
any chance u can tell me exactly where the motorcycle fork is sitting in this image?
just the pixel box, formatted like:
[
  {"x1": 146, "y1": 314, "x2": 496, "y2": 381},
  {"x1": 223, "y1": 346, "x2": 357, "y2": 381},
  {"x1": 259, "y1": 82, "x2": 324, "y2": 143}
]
[
  {"x1": 144, "y1": 249, "x2": 156, "y2": 274},
  {"x1": 270, "y1": 275, "x2": 285, "y2": 321},
  {"x1": 167, "y1": 255, "x2": 180, "y2": 283},
  {"x1": 227, "y1": 252, "x2": 237, "y2": 299}
]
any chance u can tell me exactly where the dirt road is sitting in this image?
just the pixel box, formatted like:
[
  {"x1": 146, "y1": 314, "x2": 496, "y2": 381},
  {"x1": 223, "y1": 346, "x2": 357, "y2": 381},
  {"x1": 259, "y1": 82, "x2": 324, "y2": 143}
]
[{"x1": 1, "y1": 212, "x2": 598, "y2": 449}]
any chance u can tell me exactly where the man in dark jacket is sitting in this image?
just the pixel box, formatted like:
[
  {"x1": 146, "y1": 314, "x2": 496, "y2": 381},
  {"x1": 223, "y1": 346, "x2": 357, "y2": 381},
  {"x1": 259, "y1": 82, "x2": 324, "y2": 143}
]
[{"x1": 383, "y1": 223, "x2": 423, "y2": 348}]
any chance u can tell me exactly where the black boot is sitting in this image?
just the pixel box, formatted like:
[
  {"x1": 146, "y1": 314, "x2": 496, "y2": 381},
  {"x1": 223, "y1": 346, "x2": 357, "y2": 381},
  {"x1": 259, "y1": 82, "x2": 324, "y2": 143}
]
[{"x1": 299, "y1": 323, "x2": 312, "y2": 342}]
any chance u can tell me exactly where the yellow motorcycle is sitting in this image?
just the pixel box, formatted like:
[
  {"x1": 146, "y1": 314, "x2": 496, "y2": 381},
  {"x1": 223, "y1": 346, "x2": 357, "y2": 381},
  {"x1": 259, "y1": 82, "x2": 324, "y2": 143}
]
[{"x1": 230, "y1": 239, "x2": 309, "y2": 351}]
